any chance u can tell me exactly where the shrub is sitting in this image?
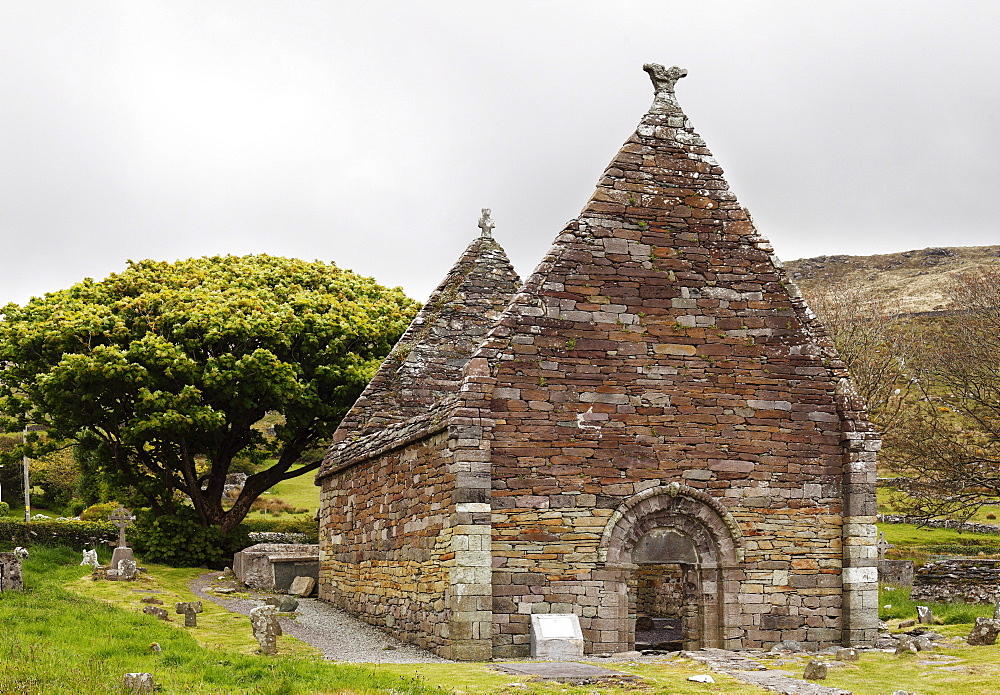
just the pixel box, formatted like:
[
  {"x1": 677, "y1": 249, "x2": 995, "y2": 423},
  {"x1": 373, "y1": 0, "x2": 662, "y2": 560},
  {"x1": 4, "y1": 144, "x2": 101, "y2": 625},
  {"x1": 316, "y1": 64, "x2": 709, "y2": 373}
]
[
  {"x1": 131, "y1": 507, "x2": 249, "y2": 567},
  {"x1": 0, "y1": 501, "x2": 9, "y2": 517},
  {"x1": 0, "y1": 518, "x2": 116, "y2": 551},
  {"x1": 79, "y1": 501, "x2": 121, "y2": 521}
]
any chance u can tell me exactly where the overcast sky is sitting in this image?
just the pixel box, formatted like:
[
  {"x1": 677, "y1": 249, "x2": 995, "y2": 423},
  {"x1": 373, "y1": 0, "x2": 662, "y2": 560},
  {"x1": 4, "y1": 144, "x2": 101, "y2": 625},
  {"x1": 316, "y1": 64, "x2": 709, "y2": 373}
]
[{"x1": 1, "y1": 1, "x2": 998, "y2": 307}]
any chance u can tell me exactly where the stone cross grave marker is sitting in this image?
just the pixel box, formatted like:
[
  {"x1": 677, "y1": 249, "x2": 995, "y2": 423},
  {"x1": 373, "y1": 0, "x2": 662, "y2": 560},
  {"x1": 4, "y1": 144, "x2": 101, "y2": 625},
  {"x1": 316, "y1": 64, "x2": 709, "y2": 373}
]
[
  {"x1": 877, "y1": 531, "x2": 893, "y2": 561},
  {"x1": 250, "y1": 605, "x2": 282, "y2": 655},
  {"x1": 109, "y1": 506, "x2": 134, "y2": 548},
  {"x1": 477, "y1": 209, "x2": 495, "y2": 238},
  {"x1": 176, "y1": 601, "x2": 203, "y2": 627},
  {"x1": 109, "y1": 506, "x2": 136, "y2": 574}
]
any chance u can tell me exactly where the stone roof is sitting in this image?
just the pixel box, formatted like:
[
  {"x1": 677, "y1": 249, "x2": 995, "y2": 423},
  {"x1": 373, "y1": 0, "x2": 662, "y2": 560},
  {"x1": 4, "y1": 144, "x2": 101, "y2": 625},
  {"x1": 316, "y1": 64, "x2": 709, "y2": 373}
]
[
  {"x1": 466, "y1": 63, "x2": 841, "y2": 374},
  {"x1": 318, "y1": 234, "x2": 520, "y2": 477}
]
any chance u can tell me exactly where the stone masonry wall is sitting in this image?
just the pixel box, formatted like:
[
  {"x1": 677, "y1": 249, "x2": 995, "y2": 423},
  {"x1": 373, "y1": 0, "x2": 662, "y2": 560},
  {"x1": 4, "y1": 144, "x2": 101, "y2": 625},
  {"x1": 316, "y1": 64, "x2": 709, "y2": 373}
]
[
  {"x1": 462, "y1": 65, "x2": 877, "y2": 655},
  {"x1": 911, "y1": 559, "x2": 1000, "y2": 604},
  {"x1": 318, "y1": 432, "x2": 458, "y2": 655}
]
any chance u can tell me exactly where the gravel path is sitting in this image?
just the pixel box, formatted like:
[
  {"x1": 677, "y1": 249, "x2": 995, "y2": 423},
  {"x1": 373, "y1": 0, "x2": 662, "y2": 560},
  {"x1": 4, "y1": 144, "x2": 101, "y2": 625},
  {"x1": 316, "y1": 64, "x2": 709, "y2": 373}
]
[{"x1": 189, "y1": 572, "x2": 449, "y2": 663}]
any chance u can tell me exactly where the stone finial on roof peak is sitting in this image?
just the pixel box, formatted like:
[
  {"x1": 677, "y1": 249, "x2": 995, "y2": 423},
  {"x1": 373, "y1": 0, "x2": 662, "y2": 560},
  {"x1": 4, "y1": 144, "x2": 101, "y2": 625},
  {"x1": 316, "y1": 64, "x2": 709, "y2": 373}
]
[
  {"x1": 478, "y1": 208, "x2": 495, "y2": 238},
  {"x1": 643, "y1": 63, "x2": 688, "y2": 114}
]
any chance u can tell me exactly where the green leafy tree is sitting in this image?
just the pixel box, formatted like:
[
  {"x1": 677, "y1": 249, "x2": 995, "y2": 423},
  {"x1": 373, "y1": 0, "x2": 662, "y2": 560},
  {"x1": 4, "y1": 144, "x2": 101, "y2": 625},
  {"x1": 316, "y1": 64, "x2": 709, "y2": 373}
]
[{"x1": 0, "y1": 255, "x2": 417, "y2": 532}]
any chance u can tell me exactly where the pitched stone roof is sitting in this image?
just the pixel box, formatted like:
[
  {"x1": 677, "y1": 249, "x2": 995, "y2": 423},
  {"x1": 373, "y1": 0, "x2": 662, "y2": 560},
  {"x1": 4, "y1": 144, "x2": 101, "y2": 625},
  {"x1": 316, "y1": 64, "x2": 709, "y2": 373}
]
[
  {"x1": 459, "y1": 63, "x2": 851, "y2": 458},
  {"x1": 318, "y1": 234, "x2": 520, "y2": 476}
]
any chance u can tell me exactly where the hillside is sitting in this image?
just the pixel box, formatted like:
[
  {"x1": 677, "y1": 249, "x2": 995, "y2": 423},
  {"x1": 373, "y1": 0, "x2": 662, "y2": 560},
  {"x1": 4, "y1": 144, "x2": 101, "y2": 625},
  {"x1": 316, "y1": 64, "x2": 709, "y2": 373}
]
[{"x1": 784, "y1": 245, "x2": 1000, "y2": 314}]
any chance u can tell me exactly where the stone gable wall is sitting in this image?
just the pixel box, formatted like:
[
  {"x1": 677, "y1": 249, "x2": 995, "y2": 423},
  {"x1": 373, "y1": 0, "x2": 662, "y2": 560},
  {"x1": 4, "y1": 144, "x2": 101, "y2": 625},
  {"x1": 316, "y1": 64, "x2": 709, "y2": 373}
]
[{"x1": 461, "y1": 72, "x2": 878, "y2": 654}]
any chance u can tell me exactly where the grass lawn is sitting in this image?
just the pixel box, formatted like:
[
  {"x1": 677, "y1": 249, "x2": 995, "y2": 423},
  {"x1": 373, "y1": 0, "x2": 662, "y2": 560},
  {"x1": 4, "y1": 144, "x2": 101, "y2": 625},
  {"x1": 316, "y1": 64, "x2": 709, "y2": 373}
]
[
  {"x1": 13, "y1": 547, "x2": 1000, "y2": 694},
  {"x1": 0, "y1": 547, "x2": 439, "y2": 694},
  {"x1": 879, "y1": 523, "x2": 1000, "y2": 561}
]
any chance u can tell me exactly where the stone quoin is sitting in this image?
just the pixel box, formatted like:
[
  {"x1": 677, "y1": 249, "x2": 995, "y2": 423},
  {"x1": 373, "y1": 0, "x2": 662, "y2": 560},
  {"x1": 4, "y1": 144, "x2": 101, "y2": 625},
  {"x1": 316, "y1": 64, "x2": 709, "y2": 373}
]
[{"x1": 315, "y1": 64, "x2": 880, "y2": 660}]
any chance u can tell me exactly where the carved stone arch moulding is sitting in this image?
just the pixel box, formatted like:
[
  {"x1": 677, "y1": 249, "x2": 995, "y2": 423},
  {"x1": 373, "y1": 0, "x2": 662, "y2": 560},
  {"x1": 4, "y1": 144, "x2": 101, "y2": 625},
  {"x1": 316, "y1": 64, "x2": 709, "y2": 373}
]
[{"x1": 598, "y1": 482, "x2": 744, "y2": 564}]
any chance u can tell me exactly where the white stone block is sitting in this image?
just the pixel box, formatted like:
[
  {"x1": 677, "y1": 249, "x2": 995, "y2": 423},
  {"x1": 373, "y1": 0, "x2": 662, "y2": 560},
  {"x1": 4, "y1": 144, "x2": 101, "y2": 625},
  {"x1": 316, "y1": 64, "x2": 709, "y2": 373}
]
[
  {"x1": 530, "y1": 614, "x2": 584, "y2": 659},
  {"x1": 842, "y1": 566, "x2": 877, "y2": 584}
]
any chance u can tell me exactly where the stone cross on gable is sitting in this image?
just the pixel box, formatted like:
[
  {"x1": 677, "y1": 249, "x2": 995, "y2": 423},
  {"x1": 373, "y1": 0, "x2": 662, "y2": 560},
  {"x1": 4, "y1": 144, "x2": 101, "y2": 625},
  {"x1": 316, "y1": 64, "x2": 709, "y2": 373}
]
[
  {"x1": 876, "y1": 531, "x2": 893, "y2": 561},
  {"x1": 109, "y1": 506, "x2": 134, "y2": 549},
  {"x1": 477, "y1": 209, "x2": 495, "y2": 238}
]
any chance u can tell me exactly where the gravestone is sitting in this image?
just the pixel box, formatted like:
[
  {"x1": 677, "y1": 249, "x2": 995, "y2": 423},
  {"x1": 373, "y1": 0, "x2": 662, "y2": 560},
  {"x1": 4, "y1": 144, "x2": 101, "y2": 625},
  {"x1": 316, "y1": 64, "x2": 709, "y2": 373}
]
[
  {"x1": 877, "y1": 532, "x2": 893, "y2": 560},
  {"x1": 529, "y1": 614, "x2": 584, "y2": 659},
  {"x1": 118, "y1": 558, "x2": 137, "y2": 581},
  {"x1": 916, "y1": 606, "x2": 934, "y2": 624},
  {"x1": 176, "y1": 601, "x2": 203, "y2": 627},
  {"x1": 142, "y1": 605, "x2": 169, "y2": 621},
  {"x1": 123, "y1": 672, "x2": 155, "y2": 694},
  {"x1": 109, "y1": 506, "x2": 136, "y2": 570},
  {"x1": 250, "y1": 605, "x2": 281, "y2": 655},
  {"x1": 0, "y1": 553, "x2": 24, "y2": 591},
  {"x1": 967, "y1": 617, "x2": 1000, "y2": 646},
  {"x1": 803, "y1": 661, "x2": 828, "y2": 680},
  {"x1": 80, "y1": 549, "x2": 99, "y2": 567}
]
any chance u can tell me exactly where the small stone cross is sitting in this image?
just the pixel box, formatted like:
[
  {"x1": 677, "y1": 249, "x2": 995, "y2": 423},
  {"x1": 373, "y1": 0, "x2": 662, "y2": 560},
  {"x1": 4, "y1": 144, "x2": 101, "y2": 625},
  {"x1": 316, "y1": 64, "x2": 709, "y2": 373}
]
[
  {"x1": 477, "y1": 208, "x2": 495, "y2": 238},
  {"x1": 876, "y1": 531, "x2": 893, "y2": 560},
  {"x1": 109, "y1": 505, "x2": 134, "y2": 548},
  {"x1": 176, "y1": 601, "x2": 203, "y2": 627}
]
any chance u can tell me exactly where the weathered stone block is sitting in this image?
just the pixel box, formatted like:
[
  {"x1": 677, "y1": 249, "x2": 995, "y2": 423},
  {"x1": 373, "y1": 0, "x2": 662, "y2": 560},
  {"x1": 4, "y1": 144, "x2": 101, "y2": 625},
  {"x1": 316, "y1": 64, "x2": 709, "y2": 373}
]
[{"x1": 530, "y1": 614, "x2": 584, "y2": 659}]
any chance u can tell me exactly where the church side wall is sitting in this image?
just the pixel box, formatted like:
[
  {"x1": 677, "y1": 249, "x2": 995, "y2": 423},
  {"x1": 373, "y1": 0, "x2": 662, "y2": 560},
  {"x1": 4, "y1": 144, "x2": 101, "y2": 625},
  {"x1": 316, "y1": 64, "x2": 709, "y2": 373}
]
[{"x1": 318, "y1": 432, "x2": 459, "y2": 656}]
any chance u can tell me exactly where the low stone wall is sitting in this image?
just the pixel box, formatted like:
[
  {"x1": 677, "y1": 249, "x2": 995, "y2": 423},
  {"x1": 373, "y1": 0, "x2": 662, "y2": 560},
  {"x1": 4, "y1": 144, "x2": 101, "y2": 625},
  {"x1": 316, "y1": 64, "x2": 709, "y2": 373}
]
[
  {"x1": 878, "y1": 559, "x2": 914, "y2": 586},
  {"x1": 878, "y1": 514, "x2": 1000, "y2": 536},
  {"x1": 911, "y1": 559, "x2": 1000, "y2": 604}
]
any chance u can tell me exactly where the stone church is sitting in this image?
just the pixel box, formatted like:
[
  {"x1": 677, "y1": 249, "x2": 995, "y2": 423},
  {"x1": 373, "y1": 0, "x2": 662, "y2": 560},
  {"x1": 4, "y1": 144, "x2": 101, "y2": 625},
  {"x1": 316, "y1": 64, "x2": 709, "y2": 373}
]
[{"x1": 315, "y1": 64, "x2": 879, "y2": 661}]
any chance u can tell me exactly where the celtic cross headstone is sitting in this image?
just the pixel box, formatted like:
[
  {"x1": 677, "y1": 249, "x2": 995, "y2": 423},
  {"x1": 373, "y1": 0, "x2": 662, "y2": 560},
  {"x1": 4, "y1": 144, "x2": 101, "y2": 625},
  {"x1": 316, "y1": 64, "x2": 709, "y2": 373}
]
[
  {"x1": 108, "y1": 506, "x2": 136, "y2": 576},
  {"x1": 109, "y1": 506, "x2": 134, "y2": 548},
  {"x1": 876, "y1": 531, "x2": 893, "y2": 561}
]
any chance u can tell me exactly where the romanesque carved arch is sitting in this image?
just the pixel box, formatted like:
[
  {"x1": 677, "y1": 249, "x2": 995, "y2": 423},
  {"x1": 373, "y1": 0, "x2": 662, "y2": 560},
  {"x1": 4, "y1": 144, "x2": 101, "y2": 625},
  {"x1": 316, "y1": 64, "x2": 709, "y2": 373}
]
[
  {"x1": 594, "y1": 482, "x2": 744, "y2": 650},
  {"x1": 598, "y1": 482, "x2": 744, "y2": 565}
]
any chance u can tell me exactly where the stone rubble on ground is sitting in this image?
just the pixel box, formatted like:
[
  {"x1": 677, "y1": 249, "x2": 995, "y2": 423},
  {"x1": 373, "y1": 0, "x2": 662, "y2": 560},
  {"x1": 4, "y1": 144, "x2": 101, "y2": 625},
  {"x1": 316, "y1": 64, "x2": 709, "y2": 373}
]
[
  {"x1": 835, "y1": 648, "x2": 859, "y2": 662},
  {"x1": 289, "y1": 575, "x2": 315, "y2": 597},
  {"x1": 802, "y1": 660, "x2": 827, "y2": 680},
  {"x1": 682, "y1": 648, "x2": 851, "y2": 695},
  {"x1": 966, "y1": 617, "x2": 1000, "y2": 646},
  {"x1": 266, "y1": 595, "x2": 299, "y2": 612}
]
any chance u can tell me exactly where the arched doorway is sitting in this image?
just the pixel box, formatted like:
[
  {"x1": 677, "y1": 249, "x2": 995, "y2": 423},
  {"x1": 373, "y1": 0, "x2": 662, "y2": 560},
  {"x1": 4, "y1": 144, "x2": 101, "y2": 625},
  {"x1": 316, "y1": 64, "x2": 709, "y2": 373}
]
[{"x1": 597, "y1": 483, "x2": 744, "y2": 651}]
